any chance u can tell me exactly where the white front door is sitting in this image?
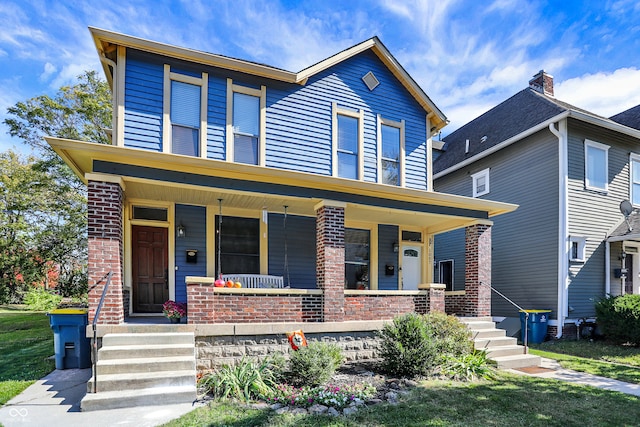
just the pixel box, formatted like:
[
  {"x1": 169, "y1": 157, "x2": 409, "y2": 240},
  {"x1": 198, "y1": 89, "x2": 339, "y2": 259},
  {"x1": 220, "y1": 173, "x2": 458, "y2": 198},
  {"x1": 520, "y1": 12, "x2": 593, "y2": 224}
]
[{"x1": 402, "y1": 245, "x2": 422, "y2": 290}]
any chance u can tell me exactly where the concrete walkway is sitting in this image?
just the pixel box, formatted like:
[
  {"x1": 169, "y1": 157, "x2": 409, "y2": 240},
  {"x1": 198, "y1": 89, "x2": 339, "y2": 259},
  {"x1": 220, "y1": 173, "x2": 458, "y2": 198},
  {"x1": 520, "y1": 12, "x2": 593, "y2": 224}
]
[
  {"x1": 508, "y1": 357, "x2": 640, "y2": 397},
  {"x1": 2, "y1": 358, "x2": 640, "y2": 426},
  {"x1": 0, "y1": 368, "x2": 201, "y2": 427}
]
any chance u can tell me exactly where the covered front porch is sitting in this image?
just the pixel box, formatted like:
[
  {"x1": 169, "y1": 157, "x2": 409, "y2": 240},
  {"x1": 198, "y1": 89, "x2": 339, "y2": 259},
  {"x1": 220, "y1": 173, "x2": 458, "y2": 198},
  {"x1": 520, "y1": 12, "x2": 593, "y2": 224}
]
[{"x1": 48, "y1": 137, "x2": 516, "y2": 325}]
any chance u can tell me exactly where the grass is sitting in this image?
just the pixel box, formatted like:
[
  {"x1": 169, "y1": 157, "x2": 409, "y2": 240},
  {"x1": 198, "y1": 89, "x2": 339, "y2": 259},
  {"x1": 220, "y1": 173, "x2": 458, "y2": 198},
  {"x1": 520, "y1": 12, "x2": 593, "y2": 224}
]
[
  {"x1": 530, "y1": 340, "x2": 640, "y2": 384},
  {"x1": 164, "y1": 372, "x2": 640, "y2": 426},
  {"x1": 0, "y1": 305, "x2": 55, "y2": 406}
]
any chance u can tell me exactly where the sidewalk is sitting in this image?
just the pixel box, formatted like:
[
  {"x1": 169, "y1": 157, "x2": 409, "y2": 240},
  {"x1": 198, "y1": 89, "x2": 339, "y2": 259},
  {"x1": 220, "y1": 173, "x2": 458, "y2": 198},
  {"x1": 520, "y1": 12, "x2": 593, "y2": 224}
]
[
  {"x1": 0, "y1": 368, "x2": 201, "y2": 427},
  {"x1": 508, "y1": 357, "x2": 640, "y2": 397}
]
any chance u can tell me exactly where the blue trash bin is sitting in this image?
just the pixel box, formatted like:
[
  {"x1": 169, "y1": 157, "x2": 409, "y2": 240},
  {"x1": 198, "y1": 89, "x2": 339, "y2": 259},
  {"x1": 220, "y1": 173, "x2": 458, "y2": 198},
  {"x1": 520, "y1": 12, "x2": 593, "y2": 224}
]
[
  {"x1": 519, "y1": 310, "x2": 552, "y2": 344},
  {"x1": 48, "y1": 309, "x2": 91, "y2": 369}
]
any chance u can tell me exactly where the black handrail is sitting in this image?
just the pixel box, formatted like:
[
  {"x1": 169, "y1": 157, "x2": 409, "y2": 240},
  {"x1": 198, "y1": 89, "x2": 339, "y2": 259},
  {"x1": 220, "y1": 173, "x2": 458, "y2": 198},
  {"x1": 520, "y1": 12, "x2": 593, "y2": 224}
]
[
  {"x1": 90, "y1": 271, "x2": 113, "y2": 393},
  {"x1": 479, "y1": 281, "x2": 529, "y2": 354}
]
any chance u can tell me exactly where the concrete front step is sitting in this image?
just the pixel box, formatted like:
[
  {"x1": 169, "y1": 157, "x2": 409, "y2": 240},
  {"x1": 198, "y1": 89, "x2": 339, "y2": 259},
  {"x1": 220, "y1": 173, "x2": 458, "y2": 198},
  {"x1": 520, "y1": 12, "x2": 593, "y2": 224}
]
[
  {"x1": 491, "y1": 354, "x2": 542, "y2": 369},
  {"x1": 474, "y1": 336, "x2": 518, "y2": 349},
  {"x1": 95, "y1": 355, "x2": 195, "y2": 375},
  {"x1": 468, "y1": 328, "x2": 506, "y2": 339},
  {"x1": 97, "y1": 343, "x2": 195, "y2": 360},
  {"x1": 81, "y1": 385, "x2": 196, "y2": 411},
  {"x1": 87, "y1": 370, "x2": 195, "y2": 393},
  {"x1": 485, "y1": 345, "x2": 528, "y2": 359},
  {"x1": 103, "y1": 332, "x2": 194, "y2": 346}
]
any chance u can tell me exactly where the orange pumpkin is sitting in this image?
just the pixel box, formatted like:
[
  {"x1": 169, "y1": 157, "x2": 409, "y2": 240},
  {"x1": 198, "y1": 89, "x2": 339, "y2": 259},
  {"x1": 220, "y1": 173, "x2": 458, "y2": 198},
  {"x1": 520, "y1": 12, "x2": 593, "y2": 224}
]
[{"x1": 225, "y1": 280, "x2": 234, "y2": 287}]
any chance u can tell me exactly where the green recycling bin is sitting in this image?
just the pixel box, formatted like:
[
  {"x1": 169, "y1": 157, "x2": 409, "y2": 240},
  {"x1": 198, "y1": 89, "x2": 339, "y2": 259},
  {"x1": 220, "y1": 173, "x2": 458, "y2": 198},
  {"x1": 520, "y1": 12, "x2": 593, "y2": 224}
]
[
  {"x1": 48, "y1": 308, "x2": 91, "y2": 369},
  {"x1": 519, "y1": 309, "x2": 552, "y2": 344}
]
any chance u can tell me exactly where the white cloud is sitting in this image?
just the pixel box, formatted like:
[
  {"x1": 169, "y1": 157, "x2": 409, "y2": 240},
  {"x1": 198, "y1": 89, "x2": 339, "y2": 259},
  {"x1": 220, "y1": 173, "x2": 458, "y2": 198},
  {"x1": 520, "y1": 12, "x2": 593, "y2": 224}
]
[
  {"x1": 555, "y1": 68, "x2": 640, "y2": 117},
  {"x1": 39, "y1": 62, "x2": 57, "y2": 82}
]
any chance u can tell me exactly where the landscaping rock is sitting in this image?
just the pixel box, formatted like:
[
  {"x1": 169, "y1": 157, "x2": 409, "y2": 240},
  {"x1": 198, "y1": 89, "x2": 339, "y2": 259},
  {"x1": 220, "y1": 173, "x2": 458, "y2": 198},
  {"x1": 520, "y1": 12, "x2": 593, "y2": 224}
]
[
  {"x1": 308, "y1": 404, "x2": 329, "y2": 415},
  {"x1": 343, "y1": 406, "x2": 358, "y2": 416},
  {"x1": 290, "y1": 407, "x2": 308, "y2": 415},
  {"x1": 385, "y1": 391, "x2": 399, "y2": 402},
  {"x1": 327, "y1": 407, "x2": 341, "y2": 417},
  {"x1": 275, "y1": 406, "x2": 290, "y2": 414}
]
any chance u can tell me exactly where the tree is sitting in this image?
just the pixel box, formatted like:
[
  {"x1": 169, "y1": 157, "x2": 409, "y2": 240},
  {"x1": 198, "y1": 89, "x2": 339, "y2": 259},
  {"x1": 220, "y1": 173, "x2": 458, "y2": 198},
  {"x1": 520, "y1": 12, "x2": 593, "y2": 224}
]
[{"x1": 1, "y1": 71, "x2": 111, "y2": 302}]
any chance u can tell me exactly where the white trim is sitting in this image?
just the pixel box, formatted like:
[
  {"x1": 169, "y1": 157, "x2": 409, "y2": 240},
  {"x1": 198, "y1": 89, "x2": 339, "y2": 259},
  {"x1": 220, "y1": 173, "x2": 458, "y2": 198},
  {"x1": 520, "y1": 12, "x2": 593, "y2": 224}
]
[
  {"x1": 584, "y1": 139, "x2": 610, "y2": 192},
  {"x1": 115, "y1": 46, "x2": 126, "y2": 147},
  {"x1": 438, "y1": 259, "x2": 454, "y2": 290},
  {"x1": 332, "y1": 103, "x2": 364, "y2": 180},
  {"x1": 163, "y1": 65, "x2": 208, "y2": 156},
  {"x1": 471, "y1": 168, "x2": 490, "y2": 197},
  {"x1": 630, "y1": 153, "x2": 640, "y2": 206},
  {"x1": 225, "y1": 80, "x2": 266, "y2": 166},
  {"x1": 569, "y1": 236, "x2": 586, "y2": 262},
  {"x1": 377, "y1": 115, "x2": 405, "y2": 187}
]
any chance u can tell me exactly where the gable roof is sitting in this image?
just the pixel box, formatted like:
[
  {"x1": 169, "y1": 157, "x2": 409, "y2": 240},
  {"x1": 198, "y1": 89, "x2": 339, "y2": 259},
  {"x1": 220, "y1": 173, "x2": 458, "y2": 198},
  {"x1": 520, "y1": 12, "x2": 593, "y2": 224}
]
[
  {"x1": 434, "y1": 87, "x2": 640, "y2": 176},
  {"x1": 610, "y1": 104, "x2": 640, "y2": 130},
  {"x1": 89, "y1": 27, "x2": 447, "y2": 133}
]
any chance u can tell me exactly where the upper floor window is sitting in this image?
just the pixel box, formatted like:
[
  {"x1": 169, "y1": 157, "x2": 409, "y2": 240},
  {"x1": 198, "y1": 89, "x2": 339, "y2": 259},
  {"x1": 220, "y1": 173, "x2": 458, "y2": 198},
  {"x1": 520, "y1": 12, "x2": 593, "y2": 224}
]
[
  {"x1": 333, "y1": 103, "x2": 363, "y2": 179},
  {"x1": 569, "y1": 236, "x2": 586, "y2": 262},
  {"x1": 631, "y1": 154, "x2": 640, "y2": 205},
  {"x1": 584, "y1": 139, "x2": 609, "y2": 191},
  {"x1": 471, "y1": 168, "x2": 490, "y2": 197},
  {"x1": 378, "y1": 116, "x2": 405, "y2": 186},
  {"x1": 226, "y1": 79, "x2": 266, "y2": 166},
  {"x1": 163, "y1": 65, "x2": 208, "y2": 157}
]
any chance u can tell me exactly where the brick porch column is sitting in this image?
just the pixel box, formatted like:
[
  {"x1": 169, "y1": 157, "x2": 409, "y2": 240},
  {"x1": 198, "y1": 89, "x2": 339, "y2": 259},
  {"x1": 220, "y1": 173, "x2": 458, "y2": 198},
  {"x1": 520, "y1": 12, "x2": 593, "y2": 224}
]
[
  {"x1": 464, "y1": 223, "x2": 492, "y2": 317},
  {"x1": 87, "y1": 177, "x2": 125, "y2": 324},
  {"x1": 316, "y1": 201, "x2": 345, "y2": 322}
]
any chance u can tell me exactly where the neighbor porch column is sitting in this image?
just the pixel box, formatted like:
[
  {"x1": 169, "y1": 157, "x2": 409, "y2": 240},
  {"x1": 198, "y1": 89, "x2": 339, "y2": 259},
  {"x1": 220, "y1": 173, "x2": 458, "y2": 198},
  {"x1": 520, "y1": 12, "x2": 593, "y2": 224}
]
[
  {"x1": 316, "y1": 201, "x2": 345, "y2": 322},
  {"x1": 464, "y1": 223, "x2": 492, "y2": 317},
  {"x1": 87, "y1": 175, "x2": 125, "y2": 324}
]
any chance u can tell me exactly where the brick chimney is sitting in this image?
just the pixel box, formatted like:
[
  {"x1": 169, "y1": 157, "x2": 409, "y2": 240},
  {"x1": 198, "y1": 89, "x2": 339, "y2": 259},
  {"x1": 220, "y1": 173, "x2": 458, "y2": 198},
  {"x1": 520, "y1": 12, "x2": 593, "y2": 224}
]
[{"x1": 529, "y1": 70, "x2": 554, "y2": 96}]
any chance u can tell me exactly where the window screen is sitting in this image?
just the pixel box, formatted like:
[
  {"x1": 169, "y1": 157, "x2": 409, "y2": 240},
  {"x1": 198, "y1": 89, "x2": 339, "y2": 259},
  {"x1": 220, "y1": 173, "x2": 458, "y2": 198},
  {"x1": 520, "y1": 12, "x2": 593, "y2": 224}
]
[
  {"x1": 337, "y1": 115, "x2": 358, "y2": 179},
  {"x1": 171, "y1": 80, "x2": 200, "y2": 156},
  {"x1": 381, "y1": 124, "x2": 400, "y2": 185},
  {"x1": 233, "y1": 92, "x2": 260, "y2": 165},
  {"x1": 215, "y1": 216, "x2": 260, "y2": 274}
]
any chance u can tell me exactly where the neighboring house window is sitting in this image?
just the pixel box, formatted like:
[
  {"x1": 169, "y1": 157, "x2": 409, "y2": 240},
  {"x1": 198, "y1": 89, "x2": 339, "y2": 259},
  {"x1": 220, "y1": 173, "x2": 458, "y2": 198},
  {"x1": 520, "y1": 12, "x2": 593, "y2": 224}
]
[
  {"x1": 584, "y1": 139, "x2": 609, "y2": 191},
  {"x1": 569, "y1": 237, "x2": 586, "y2": 262},
  {"x1": 226, "y1": 79, "x2": 266, "y2": 166},
  {"x1": 378, "y1": 116, "x2": 405, "y2": 186},
  {"x1": 631, "y1": 154, "x2": 640, "y2": 205},
  {"x1": 438, "y1": 260, "x2": 454, "y2": 291},
  {"x1": 215, "y1": 216, "x2": 260, "y2": 274},
  {"x1": 332, "y1": 103, "x2": 364, "y2": 179},
  {"x1": 345, "y1": 228, "x2": 369, "y2": 289},
  {"x1": 471, "y1": 168, "x2": 490, "y2": 197},
  {"x1": 163, "y1": 65, "x2": 208, "y2": 157}
]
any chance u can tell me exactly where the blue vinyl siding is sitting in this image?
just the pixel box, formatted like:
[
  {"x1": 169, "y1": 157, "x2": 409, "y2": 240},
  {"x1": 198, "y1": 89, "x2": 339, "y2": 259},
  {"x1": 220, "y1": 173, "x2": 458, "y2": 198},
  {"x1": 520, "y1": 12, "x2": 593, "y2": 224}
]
[
  {"x1": 268, "y1": 213, "x2": 316, "y2": 289},
  {"x1": 206, "y1": 74, "x2": 227, "y2": 160},
  {"x1": 174, "y1": 205, "x2": 207, "y2": 302},
  {"x1": 378, "y1": 224, "x2": 399, "y2": 290},
  {"x1": 124, "y1": 50, "x2": 164, "y2": 151}
]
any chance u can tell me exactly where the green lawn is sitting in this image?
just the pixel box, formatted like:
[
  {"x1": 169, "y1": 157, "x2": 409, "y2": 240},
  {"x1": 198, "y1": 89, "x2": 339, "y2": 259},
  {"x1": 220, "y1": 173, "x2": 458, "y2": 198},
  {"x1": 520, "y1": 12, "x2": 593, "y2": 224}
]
[
  {"x1": 530, "y1": 340, "x2": 640, "y2": 384},
  {"x1": 0, "y1": 306, "x2": 55, "y2": 406},
  {"x1": 164, "y1": 372, "x2": 640, "y2": 426}
]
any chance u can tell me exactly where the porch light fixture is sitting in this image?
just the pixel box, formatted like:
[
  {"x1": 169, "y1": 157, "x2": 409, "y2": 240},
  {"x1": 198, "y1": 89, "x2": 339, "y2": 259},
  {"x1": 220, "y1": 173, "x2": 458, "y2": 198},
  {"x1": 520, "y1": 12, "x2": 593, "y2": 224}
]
[
  {"x1": 393, "y1": 242, "x2": 399, "y2": 253},
  {"x1": 177, "y1": 224, "x2": 186, "y2": 238}
]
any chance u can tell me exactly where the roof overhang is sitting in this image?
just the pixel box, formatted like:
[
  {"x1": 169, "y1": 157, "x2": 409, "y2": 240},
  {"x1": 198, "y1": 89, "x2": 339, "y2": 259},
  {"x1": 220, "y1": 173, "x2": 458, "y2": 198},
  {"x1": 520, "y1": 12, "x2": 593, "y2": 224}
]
[
  {"x1": 89, "y1": 27, "x2": 448, "y2": 135},
  {"x1": 47, "y1": 137, "x2": 516, "y2": 234}
]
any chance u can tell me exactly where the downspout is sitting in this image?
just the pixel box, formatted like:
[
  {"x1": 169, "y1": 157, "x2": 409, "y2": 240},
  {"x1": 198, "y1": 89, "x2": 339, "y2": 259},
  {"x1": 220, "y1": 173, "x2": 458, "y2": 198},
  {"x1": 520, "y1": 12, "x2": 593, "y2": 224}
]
[
  {"x1": 99, "y1": 52, "x2": 117, "y2": 145},
  {"x1": 549, "y1": 121, "x2": 568, "y2": 338}
]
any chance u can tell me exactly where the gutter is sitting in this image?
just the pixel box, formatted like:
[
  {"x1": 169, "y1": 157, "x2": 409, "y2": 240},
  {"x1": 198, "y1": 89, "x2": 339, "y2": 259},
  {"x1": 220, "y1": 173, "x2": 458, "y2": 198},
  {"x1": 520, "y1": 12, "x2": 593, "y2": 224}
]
[{"x1": 549, "y1": 120, "x2": 568, "y2": 338}]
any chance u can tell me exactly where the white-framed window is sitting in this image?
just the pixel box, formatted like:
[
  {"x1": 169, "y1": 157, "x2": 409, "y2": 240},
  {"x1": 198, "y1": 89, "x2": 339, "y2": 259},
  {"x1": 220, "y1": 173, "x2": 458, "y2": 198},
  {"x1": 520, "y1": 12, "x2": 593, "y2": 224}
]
[
  {"x1": 226, "y1": 79, "x2": 266, "y2": 166},
  {"x1": 332, "y1": 103, "x2": 364, "y2": 179},
  {"x1": 163, "y1": 65, "x2": 208, "y2": 157},
  {"x1": 438, "y1": 259, "x2": 454, "y2": 291},
  {"x1": 584, "y1": 139, "x2": 609, "y2": 191},
  {"x1": 631, "y1": 154, "x2": 640, "y2": 206},
  {"x1": 569, "y1": 236, "x2": 586, "y2": 262},
  {"x1": 378, "y1": 116, "x2": 405, "y2": 186},
  {"x1": 471, "y1": 168, "x2": 490, "y2": 197}
]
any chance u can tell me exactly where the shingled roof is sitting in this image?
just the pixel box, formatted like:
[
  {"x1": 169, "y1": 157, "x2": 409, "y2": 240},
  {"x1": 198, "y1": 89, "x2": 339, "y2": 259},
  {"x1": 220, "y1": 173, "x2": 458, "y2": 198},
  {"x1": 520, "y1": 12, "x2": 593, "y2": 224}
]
[
  {"x1": 434, "y1": 73, "x2": 621, "y2": 175},
  {"x1": 610, "y1": 104, "x2": 640, "y2": 131}
]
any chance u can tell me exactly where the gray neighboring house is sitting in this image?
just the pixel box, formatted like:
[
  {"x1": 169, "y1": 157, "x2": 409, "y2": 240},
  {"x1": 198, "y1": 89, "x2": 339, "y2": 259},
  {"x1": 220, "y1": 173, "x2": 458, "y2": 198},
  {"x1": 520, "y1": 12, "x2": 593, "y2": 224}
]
[{"x1": 433, "y1": 70, "x2": 640, "y2": 338}]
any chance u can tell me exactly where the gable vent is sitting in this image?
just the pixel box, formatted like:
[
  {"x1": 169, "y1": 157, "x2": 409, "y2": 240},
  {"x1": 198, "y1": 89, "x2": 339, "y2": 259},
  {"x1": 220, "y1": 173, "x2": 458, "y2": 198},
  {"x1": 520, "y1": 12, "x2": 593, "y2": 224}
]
[{"x1": 362, "y1": 71, "x2": 380, "y2": 91}]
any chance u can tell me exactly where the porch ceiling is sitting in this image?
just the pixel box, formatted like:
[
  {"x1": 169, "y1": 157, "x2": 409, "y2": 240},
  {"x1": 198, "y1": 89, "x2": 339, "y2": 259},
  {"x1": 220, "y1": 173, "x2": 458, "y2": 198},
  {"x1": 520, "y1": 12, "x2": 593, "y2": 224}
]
[{"x1": 47, "y1": 137, "x2": 518, "y2": 234}]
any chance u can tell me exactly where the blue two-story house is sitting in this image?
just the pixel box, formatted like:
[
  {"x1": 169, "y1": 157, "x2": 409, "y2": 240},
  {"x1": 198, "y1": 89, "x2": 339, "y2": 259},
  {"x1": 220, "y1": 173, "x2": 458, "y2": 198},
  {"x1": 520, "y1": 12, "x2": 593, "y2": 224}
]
[{"x1": 47, "y1": 28, "x2": 515, "y2": 325}]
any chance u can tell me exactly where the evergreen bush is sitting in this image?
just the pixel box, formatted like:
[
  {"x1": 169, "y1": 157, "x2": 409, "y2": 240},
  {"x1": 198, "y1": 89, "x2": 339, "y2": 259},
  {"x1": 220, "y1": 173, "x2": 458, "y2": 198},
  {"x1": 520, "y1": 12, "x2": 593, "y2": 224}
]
[
  {"x1": 595, "y1": 294, "x2": 640, "y2": 345},
  {"x1": 286, "y1": 341, "x2": 344, "y2": 387}
]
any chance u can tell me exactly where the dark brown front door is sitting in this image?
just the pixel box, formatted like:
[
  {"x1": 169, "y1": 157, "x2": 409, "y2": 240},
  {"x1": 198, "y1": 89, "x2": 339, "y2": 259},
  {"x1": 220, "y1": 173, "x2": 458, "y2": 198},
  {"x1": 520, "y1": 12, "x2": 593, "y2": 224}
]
[{"x1": 132, "y1": 225, "x2": 168, "y2": 313}]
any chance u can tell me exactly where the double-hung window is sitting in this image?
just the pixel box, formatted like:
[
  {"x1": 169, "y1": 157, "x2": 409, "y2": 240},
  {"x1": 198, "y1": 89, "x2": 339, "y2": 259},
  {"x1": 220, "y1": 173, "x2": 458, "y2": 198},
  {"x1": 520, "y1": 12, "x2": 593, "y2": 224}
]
[
  {"x1": 631, "y1": 154, "x2": 640, "y2": 205},
  {"x1": 226, "y1": 79, "x2": 266, "y2": 166},
  {"x1": 584, "y1": 139, "x2": 609, "y2": 191},
  {"x1": 163, "y1": 65, "x2": 208, "y2": 157},
  {"x1": 378, "y1": 117, "x2": 404, "y2": 186},
  {"x1": 333, "y1": 103, "x2": 363, "y2": 179},
  {"x1": 471, "y1": 168, "x2": 490, "y2": 197}
]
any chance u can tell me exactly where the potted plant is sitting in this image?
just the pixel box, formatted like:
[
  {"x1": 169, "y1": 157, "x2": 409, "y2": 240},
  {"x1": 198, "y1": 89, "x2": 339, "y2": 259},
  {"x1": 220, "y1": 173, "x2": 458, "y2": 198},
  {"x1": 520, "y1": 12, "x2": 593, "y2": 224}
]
[{"x1": 162, "y1": 300, "x2": 187, "y2": 323}]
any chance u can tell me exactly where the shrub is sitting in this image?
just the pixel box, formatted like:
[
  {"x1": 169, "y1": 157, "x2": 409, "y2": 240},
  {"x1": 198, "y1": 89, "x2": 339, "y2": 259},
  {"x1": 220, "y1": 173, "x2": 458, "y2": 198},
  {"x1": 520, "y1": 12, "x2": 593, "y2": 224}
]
[
  {"x1": 198, "y1": 357, "x2": 276, "y2": 402},
  {"x1": 23, "y1": 287, "x2": 62, "y2": 311},
  {"x1": 596, "y1": 294, "x2": 640, "y2": 345},
  {"x1": 286, "y1": 341, "x2": 344, "y2": 387},
  {"x1": 378, "y1": 312, "x2": 474, "y2": 378},
  {"x1": 443, "y1": 351, "x2": 495, "y2": 381},
  {"x1": 267, "y1": 383, "x2": 376, "y2": 409}
]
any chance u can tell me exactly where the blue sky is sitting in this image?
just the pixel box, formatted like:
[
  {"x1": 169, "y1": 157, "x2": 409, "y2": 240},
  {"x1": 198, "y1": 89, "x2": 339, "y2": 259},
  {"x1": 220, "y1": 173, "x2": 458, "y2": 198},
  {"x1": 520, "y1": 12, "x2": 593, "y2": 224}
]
[{"x1": 2, "y1": 0, "x2": 640, "y2": 152}]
